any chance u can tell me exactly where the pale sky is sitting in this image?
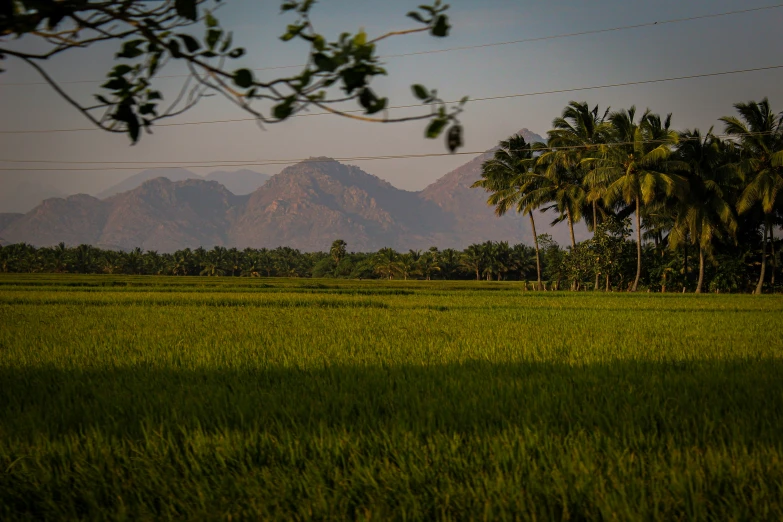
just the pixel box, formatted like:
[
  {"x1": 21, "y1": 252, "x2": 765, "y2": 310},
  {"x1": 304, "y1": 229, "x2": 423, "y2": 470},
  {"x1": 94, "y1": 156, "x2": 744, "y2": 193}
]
[{"x1": 1, "y1": 0, "x2": 782, "y2": 193}]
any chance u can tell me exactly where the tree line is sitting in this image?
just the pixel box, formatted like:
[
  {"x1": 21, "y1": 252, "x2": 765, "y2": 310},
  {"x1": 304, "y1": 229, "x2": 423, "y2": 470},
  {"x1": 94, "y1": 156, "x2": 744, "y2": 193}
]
[
  {"x1": 473, "y1": 98, "x2": 783, "y2": 294},
  {"x1": 0, "y1": 234, "x2": 776, "y2": 293}
]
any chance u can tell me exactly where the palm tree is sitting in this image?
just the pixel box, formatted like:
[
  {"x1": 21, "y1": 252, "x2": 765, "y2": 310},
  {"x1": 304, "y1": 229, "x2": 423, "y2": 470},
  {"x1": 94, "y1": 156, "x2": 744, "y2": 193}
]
[
  {"x1": 460, "y1": 244, "x2": 485, "y2": 281},
  {"x1": 419, "y1": 250, "x2": 441, "y2": 280},
  {"x1": 373, "y1": 248, "x2": 399, "y2": 280},
  {"x1": 720, "y1": 98, "x2": 783, "y2": 294},
  {"x1": 547, "y1": 101, "x2": 613, "y2": 289},
  {"x1": 586, "y1": 107, "x2": 686, "y2": 291},
  {"x1": 671, "y1": 129, "x2": 739, "y2": 293},
  {"x1": 330, "y1": 239, "x2": 348, "y2": 265},
  {"x1": 472, "y1": 134, "x2": 544, "y2": 290},
  {"x1": 397, "y1": 252, "x2": 420, "y2": 280},
  {"x1": 438, "y1": 248, "x2": 461, "y2": 279},
  {"x1": 73, "y1": 244, "x2": 96, "y2": 274}
]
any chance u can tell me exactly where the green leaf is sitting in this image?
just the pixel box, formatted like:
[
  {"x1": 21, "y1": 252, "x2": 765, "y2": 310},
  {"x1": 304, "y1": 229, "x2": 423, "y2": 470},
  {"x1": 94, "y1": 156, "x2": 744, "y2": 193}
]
[
  {"x1": 412, "y1": 84, "x2": 429, "y2": 101},
  {"x1": 102, "y1": 77, "x2": 129, "y2": 91},
  {"x1": 353, "y1": 30, "x2": 366, "y2": 47},
  {"x1": 313, "y1": 53, "x2": 336, "y2": 72},
  {"x1": 116, "y1": 40, "x2": 145, "y2": 59},
  {"x1": 233, "y1": 68, "x2": 254, "y2": 88},
  {"x1": 139, "y1": 103, "x2": 157, "y2": 116},
  {"x1": 228, "y1": 48, "x2": 245, "y2": 59},
  {"x1": 406, "y1": 11, "x2": 427, "y2": 24},
  {"x1": 166, "y1": 40, "x2": 182, "y2": 58},
  {"x1": 206, "y1": 29, "x2": 221, "y2": 50},
  {"x1": 114, "y1": 100, "x2": 141, "y2": 143},
  {"x1": 273, "y1": 98, "x2": 295, "y2": 120},
  {"x1": 178, "y1": 34, "x2": 201, "y2": 53},
  {"x1": 280, "y1": 23, "x2": 305, "y2": 42},
  {"x1": 359, "y1": 88, "x2": 377, "y2": 111},
  {"x1": 446, "y1": 124, "x2": 462, "y2": 152},
  {"x1": 94, "y1": 95, "x2": 112, "y2": 105},
  {"x1": 431, "y1": 15, "x2": 450, "y2": 37},
  {"x1": 111, "y1": 65, "x2": 133, "y2": 77},
  {"x1": 175, "y1": 0, "x2": 198, "y2": 21},
  {"x1": 426, "y1": 117, "x2": 448, "y2": 139},
  {"x1": 147, "y1": 91, "x2": 163, "y2": 100},
  {"x1": 341, "y1": 68, "x2": 367, "y2": 93},
  {"x1": 459, "y1": 95, "x2": 469, "y2": 106},
  {"x1": 205, "y1": 11, "x2": 218, "y2": 28},
  {"x1": 280, "y1": 2, "x2": 298, "y2": 11},
  {"x1": 200, "y1": 51, "x2": 217, "y2": 58}
]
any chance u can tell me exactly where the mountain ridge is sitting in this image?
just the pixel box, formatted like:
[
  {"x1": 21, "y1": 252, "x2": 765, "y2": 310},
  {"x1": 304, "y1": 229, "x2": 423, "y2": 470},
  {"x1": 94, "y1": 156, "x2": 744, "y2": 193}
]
[{"x1": 0, "y1": 129, "x2": 573, "y2": 251}]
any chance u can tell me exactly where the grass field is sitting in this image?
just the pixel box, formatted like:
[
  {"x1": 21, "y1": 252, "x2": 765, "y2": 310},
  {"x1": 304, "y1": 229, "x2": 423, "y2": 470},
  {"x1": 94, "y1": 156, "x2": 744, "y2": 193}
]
[{"x1": 1, "y1": 274, "x2": 782, "y2": 520}]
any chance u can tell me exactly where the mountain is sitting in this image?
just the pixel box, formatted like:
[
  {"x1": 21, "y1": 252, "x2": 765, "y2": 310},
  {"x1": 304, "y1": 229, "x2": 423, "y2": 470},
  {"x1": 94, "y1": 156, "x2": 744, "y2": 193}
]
[
  {"x1": 0, "y1": 213, "x2": 24, "y2": 245},
  {"x1": 4, "y1": 179, "x2": 244, "y2": 251},
  {"x1": 0, "y1": 170, "x2": 130, "y2": 213},
  {"x1": 1, "y1": 194, "x2": 111, "y2": 247},
  {"x1": 0, "y1": 213, "x2": 23, "y2": 232},
  {"x1": 418, "y1": 129, "x2": 546, "y2": 247},
  {"x1": 5, "y1": 129, "x2": 587, "y2": 251},
  {"x1": 230, "y1": 158, "x2": 454, "y2": 251},
  {"x1": 97, "y1": 168, "x2": 199, "y2": 199},
  {"x1": 99, "y1": 178, "x2": 245, "y2": 251},
  {"x1": 204, "y1": 169, "x2": 270, "y2": 195}
]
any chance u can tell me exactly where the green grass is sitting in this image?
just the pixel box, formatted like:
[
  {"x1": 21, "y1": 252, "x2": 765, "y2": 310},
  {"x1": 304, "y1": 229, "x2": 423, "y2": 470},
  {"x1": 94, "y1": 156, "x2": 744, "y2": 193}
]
[{"x1": 1, "y1": 274, "x2": 782, "y2": 520}]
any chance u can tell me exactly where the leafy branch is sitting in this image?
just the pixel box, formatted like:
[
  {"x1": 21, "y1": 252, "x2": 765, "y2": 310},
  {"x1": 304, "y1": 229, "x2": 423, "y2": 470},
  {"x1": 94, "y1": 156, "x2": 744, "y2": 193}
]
[{"x1": 0, "y1": 0, "x2": 467, "y2": 151}]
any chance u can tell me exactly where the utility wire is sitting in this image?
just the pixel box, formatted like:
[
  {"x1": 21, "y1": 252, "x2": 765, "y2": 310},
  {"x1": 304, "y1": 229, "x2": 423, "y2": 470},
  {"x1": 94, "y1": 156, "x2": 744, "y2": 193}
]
[
  {"x1": 1, "y1": 3, "x2": 780, "y2": 86},
  {"x1": 2, "y1": 63, "x2": 782, "y2": 135},
  {"x1": 0, "y1": 131, "x2": 775, "y2": 171}
]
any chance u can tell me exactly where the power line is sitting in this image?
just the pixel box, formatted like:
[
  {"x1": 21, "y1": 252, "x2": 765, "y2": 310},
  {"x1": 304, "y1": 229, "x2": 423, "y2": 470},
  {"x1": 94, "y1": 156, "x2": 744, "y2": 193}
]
[
  {"x1": 0, "y1": 131, "x2": 775, "y2": 172},
  {"x1": 0, "y1": 3, "x2": 780, "y2": 87},
  {"x1": 2, "y1": 63, "x2": 782, "y2": 135}
]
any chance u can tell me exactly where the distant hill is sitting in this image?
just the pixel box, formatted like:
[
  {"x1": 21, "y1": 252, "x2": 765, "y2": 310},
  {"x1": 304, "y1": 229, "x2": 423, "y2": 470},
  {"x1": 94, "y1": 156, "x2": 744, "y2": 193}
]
[
  {"x1": 4, "y1": 128, "x2": 588, "y2": 251},
  {"x1": 4, "y1": 179, "x2": 244, "y2": 251},
  {"x1": 204, "y1": 169, "x2": 270, "y2": 195},
  {"x1": 0, "y1": 170, "x2": 129, "y2": 213},
  {"x1": 230, "y1": 158, "x2": 454, "y2": 251},
  {"x1": 97, "y1": 168, "x2": 199, "y2": 199}
]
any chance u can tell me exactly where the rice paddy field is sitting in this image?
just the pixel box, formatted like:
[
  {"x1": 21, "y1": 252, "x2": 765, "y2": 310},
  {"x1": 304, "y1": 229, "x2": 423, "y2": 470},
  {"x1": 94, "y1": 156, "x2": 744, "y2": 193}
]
[{"x1": 1, "y1": 274, "x2": 782, "y2": 520}]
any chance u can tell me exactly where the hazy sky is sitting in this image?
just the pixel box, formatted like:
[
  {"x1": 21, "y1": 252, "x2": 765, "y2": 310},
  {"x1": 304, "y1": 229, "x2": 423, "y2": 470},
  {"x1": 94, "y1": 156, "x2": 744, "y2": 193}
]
[{"x1": 1, "y1": 0, "x2": 782, "y2": 192}]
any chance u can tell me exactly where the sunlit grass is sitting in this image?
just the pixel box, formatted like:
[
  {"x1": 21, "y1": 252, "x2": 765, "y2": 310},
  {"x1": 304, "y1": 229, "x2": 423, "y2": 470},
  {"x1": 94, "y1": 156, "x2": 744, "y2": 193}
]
[{"x1": 1, "y1": 275, "x2": 782, "y2": 520}]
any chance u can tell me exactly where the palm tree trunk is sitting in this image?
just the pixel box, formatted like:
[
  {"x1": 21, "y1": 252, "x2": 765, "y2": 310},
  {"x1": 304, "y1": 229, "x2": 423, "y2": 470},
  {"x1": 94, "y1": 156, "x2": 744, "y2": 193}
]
[
  {"x1": 695, "y1": 247, "x2": 704, "y2": 294},
  {"x1": 683, "y1": 241, "x2": 688, "y2": 292},
  {"x1": 530, "y1": 211, "x2": 543, "y2": 291},
  {"x1": 770, "y1": 225, "x2": 776, "y2": 290},
  {"x1": 632, "y1": 197, "x2": 642, "y2": 292},
  {"x1": 567, "y1": 207, "x2": 576, "y2": 249},
  {"x1": 755, "y1": 219, "x2": 768, "y2": 295},
  {"x1": 594, "y1": 202, "x2": 600, "y2": 290},
  {"x1": 592, "y1": 200, "x2": 598, "y2": 235}
]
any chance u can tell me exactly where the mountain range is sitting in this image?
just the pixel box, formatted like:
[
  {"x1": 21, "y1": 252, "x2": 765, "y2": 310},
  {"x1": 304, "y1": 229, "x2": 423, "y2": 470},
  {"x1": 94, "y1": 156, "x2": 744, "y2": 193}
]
[
  {"x1": 0, "y1": 129, "x2": 579, "y2": 251},
  {"x1": 0, "y1": 167, "x2": 271, "y2": 214}
]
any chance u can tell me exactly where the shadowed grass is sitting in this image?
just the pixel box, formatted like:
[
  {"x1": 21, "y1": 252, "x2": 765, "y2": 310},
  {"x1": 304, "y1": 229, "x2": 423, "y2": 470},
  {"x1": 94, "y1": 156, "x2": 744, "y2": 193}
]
[{"x1": 1, "y1": 274, "x2": 782, "y2": 520}]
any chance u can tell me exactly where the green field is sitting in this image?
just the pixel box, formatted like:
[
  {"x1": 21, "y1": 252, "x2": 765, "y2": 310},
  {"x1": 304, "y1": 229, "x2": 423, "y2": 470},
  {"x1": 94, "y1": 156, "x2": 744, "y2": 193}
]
[{"x1": 1, "y1": 275, "x2": 782, "y2": 520}]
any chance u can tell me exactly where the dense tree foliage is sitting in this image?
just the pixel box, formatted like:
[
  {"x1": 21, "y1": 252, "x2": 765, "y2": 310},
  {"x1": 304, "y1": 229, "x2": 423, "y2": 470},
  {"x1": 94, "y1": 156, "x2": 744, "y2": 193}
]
[{"x1": 473, "y1": 99, "x2": 783, "y2": 294}]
